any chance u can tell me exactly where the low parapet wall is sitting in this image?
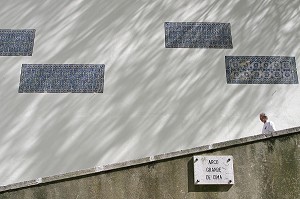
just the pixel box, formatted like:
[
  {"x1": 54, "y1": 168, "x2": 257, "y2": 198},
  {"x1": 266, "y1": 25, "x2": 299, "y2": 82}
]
[{"x1": 1, "y1": 126, "x2": 300, "y2": 199}]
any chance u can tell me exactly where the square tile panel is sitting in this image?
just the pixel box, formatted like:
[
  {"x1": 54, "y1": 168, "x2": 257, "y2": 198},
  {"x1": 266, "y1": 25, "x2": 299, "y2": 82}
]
[
  {"x1": 0, "y1": 29, "x2": 35, "y2": 56},
  {"x1": 225, "y1": 56, "x2": 298, "y2": 84},
  {"x1": 19, "y1": 64, "x2": 105, "y2": 93},
  {"x1": 165, "y1": 22, "x2": 233, "y2": 48}
]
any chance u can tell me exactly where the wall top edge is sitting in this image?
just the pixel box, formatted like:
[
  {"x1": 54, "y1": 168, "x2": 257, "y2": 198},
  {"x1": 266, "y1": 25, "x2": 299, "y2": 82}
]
[{"x1": 1, "y1": 126, "x2": 300, "y2": 193}]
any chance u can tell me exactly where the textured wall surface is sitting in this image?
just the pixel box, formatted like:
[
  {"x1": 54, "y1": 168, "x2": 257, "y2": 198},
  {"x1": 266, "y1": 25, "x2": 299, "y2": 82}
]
[
  {"x1": 0, "y1": 0, "x2": 299, "y2": 185},
  {"x1": 0, "y1": 29, "x2": 35, "y2": 56},
  {"x1": 225, "y1": 56, "x2": 298, "y2": 84},
  {"x1": 1, "y1": 128, "x2": 300, "y2": 199},
  {"x1": 164, "y1": 22, "x2": 233, "y2": 48},
  {"x1": 18, "y1": 64, "x2": 105, "y2": 93}
]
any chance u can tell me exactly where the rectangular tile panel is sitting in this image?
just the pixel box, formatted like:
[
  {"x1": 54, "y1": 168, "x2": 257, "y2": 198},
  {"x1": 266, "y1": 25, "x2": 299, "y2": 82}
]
[
  {"x1": 19, "y1": 64, "x2": 105, "y2": 93},
  {"x1": 225, "y1": 56, "x2": 298, "y2": 84},
  {"x1": 165, "y1": 22, "x2": 233, "y2": 48},
  {"x1": 0, "y1": 29, "x2": 35, "y2": 56}
]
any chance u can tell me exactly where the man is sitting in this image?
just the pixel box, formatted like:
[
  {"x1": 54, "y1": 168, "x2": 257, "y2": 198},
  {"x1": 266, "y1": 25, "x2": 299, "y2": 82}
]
[{"x1": 259, "y1": 113, "x2": 276, "y2": 134}]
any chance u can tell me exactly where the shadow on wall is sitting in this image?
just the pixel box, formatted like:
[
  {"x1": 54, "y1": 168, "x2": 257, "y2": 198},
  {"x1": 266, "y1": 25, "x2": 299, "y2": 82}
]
[{"x1": 0, "y1": 0, "x2": 299, "y2": 185}]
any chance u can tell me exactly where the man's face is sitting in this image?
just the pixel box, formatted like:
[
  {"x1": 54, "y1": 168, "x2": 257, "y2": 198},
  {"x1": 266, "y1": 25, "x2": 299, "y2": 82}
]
[{"x1": 260, "y1": 115, "x2": 266, "y2": 123}]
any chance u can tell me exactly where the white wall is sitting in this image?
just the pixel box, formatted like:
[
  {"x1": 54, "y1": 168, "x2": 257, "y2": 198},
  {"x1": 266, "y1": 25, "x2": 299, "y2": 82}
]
[{"x1": 0, "y1": 0, "x2": 299, "y2": 185}]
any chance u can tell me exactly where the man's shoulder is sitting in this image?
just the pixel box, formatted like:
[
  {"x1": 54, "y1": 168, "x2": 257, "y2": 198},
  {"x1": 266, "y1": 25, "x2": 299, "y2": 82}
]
[{"x1": 267, "y1": 121, "x2": 275, "y2": 128}]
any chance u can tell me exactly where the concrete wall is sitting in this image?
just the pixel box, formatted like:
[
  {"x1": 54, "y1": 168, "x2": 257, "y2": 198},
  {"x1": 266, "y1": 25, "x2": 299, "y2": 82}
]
[
  {"x1": 1, "y1": 127, "x2": 300, "y2": 198},
  {"x1": 0, "y1": 0, "x2": 300, "y2": 185}
]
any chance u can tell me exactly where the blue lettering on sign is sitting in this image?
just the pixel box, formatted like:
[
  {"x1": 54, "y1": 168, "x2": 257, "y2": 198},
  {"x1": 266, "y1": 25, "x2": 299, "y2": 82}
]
[
  {"x1": 206, "y1": 167, "x2": 221, "y2": 172},
  {"x1": 213, "y1": 175, "x2": 222, "y2": 180},
  {"x1": 208, "y1": 160, "x2": 219, "y2": 164}
]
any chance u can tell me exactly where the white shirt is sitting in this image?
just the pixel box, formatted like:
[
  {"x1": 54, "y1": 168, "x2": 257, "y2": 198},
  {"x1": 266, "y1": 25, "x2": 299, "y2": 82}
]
[{"x1": 262, "y1": 121, "x2": 276, "y2": 134}]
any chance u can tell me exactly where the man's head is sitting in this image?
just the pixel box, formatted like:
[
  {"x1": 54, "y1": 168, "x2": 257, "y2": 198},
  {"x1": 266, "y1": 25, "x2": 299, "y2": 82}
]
[{"x1": 259, "y1": 113, "x2": 268, "y2": 123}]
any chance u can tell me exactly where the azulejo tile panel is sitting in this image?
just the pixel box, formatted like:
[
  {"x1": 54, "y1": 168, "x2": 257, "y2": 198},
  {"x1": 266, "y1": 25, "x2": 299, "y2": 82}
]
[
  {"x1": 19, "y1": 64, "x2": 105, "y2": 93},
  {"x1": 225, "y1": 56, "x2": 298, "y2": 84},
  {"x1": 164, "y1": 22, "x2": 233, "y2": 48},
  {"x1": 0, "y1": 29, "x2": 36, "y2": 56}
]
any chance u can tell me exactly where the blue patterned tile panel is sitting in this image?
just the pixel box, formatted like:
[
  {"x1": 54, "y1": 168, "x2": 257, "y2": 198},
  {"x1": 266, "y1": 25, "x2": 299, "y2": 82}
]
[
  {"x1": 19, "y1": 64, "x2": 105, "y2": 93},
  {"x1": 165, "y1": 22, "x2": 233, "y2": 48},
  {"x1": 0, "y1": 29, "x2": 35, "y2": 56},
  {"x1": 225, "y1": 56, "x2": 298, "y2": 84}
]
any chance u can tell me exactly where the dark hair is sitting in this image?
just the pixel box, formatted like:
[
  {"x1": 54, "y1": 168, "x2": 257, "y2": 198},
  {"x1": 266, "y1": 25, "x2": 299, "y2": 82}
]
[{"x1": 260, "y1": 113, "x2": 268, "y2": 119}]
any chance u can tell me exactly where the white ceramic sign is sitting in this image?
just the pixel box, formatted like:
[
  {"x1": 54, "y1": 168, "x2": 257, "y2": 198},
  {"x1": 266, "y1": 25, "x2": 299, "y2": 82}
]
[{"x1": 193, "y1": 156, "x2": 234, "y2": 185}]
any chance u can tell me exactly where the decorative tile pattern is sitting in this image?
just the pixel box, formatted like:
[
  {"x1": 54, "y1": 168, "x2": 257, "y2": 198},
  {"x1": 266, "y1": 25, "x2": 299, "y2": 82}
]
[
  {"x1": 19, "y1": 64, "x2": 105, "y2": 93},
  {"x1": 164, "y1": 22, "x2": 233, "y2": 48},
  {"x1": 225, "y1": 56, "x2": 298, "y2": 84},
  {"x1": 0, "y1": 29, "x2": 35, "y2": 56}
]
